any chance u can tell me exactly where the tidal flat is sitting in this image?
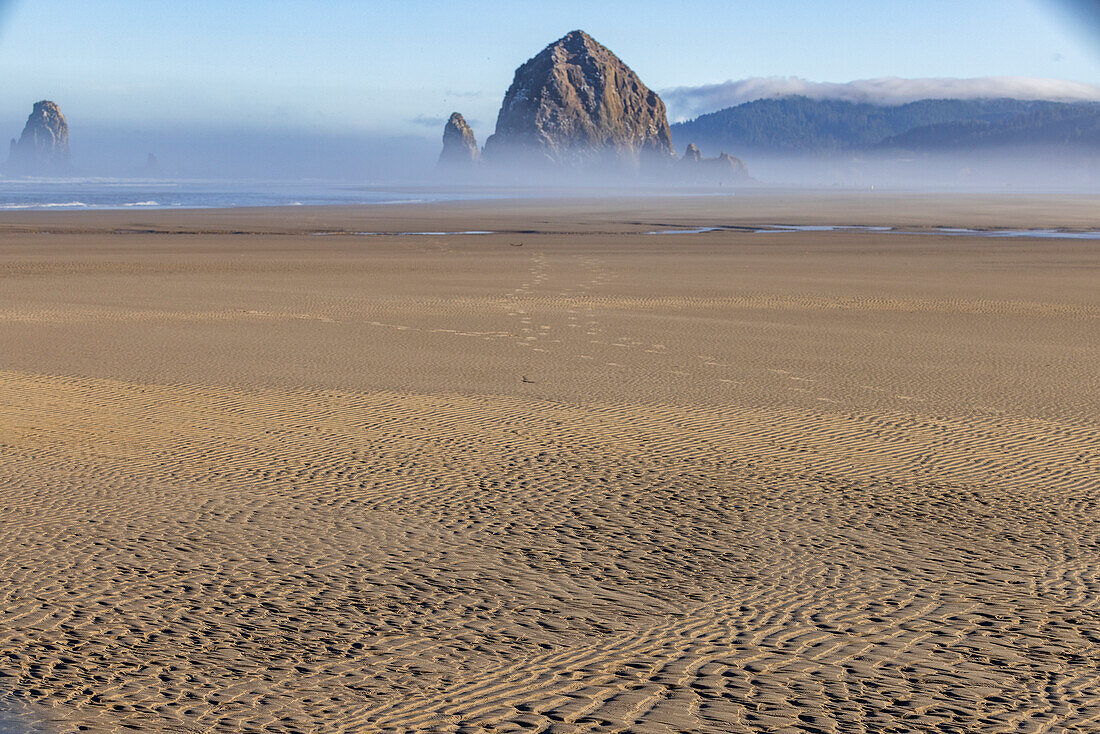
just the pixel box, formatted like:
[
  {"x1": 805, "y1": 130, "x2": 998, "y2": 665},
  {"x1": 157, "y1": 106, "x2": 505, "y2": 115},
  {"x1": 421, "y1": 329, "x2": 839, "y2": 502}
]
[{"x1": 1, "y1": 193, "x2": 1098, "y2": 732}]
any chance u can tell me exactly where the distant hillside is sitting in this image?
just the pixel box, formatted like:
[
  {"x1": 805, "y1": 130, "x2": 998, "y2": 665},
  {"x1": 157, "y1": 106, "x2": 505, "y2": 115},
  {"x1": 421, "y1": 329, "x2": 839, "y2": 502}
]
[
  {"x1": 878, "y1": 105, "x2": 1100, "y2": 149},
  {"x1": 671, "y1": 97, "x2": 1100, "y2": 155}
]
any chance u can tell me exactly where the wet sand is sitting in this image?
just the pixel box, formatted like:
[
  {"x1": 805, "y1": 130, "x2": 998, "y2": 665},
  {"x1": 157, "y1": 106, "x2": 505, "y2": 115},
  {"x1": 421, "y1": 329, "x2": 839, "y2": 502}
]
[{"x1": 1, "y1": 193, "x2": 1098, "y2": 732}]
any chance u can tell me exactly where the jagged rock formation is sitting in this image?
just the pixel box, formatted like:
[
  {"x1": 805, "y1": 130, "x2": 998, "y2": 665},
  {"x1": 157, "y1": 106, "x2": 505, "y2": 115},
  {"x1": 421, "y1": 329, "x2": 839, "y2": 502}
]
[
  {"x1": 5, "y1": 100, "x2": 71, "y2": 175},
  {"x1": 438, "y1": 112, "x2": 479, "y2": 167},
  {"x1": 678, "y1": 144, "x2": 751, "y2": 183},
  {"x1": 709, "y1": 152, "x2": 750, "y2": 180},
  {"x1": 483, "y1": 30, "x2": 674, "y2": 171}
]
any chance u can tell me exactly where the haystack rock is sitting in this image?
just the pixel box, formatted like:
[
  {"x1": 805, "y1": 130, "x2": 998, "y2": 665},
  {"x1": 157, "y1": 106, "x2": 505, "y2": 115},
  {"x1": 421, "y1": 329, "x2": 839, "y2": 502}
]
[
  {"x1": 5, "y1": 100, "x2": 71, "y2": 175},
  {"x1": 438, "y1": 112, "x2": 479, "y2": 167},
  {"x1": 483, "y1": 30, "x2": 675, "y2": 171}
]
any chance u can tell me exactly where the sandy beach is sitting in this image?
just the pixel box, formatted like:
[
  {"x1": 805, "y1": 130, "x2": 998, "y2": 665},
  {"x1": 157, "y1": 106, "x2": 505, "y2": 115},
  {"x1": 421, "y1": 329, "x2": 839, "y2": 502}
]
[{"x1": 1, "y1": 192, "x2": 1098, "y2": 733}]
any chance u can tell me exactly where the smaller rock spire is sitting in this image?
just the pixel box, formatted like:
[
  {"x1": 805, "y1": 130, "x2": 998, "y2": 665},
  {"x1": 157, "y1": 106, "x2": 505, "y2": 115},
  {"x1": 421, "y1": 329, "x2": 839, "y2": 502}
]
[
  {"x1": 438, "y1": 112, "x2": 479, "y2": 167},
  {"x1": 5, "y1": 100, "x2": 72, "y2": 175}
]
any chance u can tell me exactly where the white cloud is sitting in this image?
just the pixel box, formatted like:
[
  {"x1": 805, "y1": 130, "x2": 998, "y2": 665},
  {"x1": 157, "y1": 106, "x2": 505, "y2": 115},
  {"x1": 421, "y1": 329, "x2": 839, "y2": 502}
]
[
  {"x1": 408, "y1": 114, "x2": 448, "y2": 128},
  {"x1": 662, "y1": 76, "x2": 1100, "y2": 121}
]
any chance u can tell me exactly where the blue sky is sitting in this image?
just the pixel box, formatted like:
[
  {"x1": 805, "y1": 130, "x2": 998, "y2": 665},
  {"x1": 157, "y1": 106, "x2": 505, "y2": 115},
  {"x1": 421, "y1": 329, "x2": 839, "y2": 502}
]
[{"x1": 0, "y1": 0, "x2": 1097, "y2": 139}]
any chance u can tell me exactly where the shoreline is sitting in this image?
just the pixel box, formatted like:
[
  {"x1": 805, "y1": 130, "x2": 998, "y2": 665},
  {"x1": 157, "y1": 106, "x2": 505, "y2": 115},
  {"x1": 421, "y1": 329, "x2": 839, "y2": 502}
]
[{"x1": 1, "y1": 191, "x2": 1099, "y2": 233}]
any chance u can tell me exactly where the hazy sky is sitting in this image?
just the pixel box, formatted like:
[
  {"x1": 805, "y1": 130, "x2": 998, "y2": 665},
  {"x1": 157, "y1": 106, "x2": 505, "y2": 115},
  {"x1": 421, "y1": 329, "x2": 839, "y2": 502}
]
[
  {"x1": 0, "y1": 0, "x2": 1097, "y2": 179},
  {"x1": 1, "y1": 0, "x2": 1098, "y2": 138}
]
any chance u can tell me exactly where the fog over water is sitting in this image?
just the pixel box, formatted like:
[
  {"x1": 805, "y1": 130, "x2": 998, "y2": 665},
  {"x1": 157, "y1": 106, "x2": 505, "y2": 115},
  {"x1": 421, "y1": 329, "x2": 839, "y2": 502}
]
[
  {"x1": 1, "y1": 153, "x2": 1097, "y2": 212},
  {"x1": 1, "y1": 101, "x2": 1098, "y2": 203},
  {"x1": 695, "y1": 148, "x2": 1100, "y2": 192},
  {"x1": 64, "y1": 126, "x2": 439, "y2": 182}
]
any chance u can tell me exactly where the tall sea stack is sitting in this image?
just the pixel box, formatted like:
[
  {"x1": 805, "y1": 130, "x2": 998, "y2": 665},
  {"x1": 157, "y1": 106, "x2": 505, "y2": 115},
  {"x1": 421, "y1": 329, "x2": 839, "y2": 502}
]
[
  {"x1": 482, "y1": 30, "x2": 675, "y2": 172},
  {"x1": 438, "y1": 112, "x2": 479, "y2": 168},
  {"x1": 5, "y1": 100, "x2": 71, "y2": 175}
]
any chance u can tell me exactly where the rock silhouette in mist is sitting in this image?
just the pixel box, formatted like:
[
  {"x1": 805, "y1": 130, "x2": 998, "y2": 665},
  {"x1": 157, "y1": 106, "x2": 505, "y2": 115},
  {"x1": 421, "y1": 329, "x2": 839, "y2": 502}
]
[
  {"x1": 438, "y1": 112, "x2": 479, "y2": 168},
  {"x1": 5, "y1": 100, "x2": 71, "y2": 175},
  {"x1": 482, "y1": 30, "x2": 675, "y2": 172},
  {"x1": 678, "y1": 142, "x2": 751, "y2": 183},
  {"x1": 711, "y1": 152, "x2": 750, "y2": 180}
]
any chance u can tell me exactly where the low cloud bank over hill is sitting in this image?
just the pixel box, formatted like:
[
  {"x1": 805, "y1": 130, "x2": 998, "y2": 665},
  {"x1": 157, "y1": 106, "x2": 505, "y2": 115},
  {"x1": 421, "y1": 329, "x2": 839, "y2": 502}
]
[{"x1": 663, "y1": 76, "x2": 1100, "y2": 121}]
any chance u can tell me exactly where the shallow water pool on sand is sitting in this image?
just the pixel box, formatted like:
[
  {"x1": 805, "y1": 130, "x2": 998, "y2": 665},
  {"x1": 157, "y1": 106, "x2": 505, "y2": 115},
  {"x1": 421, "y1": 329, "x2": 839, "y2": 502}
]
[{"x1": 646, "y1": 225, "x2": 1100, "y2": 239}]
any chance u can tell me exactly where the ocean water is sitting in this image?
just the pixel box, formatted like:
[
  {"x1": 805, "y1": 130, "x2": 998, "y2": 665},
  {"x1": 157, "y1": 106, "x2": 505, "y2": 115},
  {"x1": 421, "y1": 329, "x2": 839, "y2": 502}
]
[
  {"x1": 0, "y1": 179, "x2": 745, "y2": 211},
  {"x1": 3, "y1": 182, "x2": 1097, "y2": 242},
  {"x1": 0, "y1": 178, "x2": 498, "y2": 211}
]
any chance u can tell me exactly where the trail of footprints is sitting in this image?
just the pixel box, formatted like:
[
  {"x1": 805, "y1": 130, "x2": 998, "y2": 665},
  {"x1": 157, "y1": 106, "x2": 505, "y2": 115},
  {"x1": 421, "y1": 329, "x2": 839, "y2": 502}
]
[
  {"x1": 0, "y1": 371, "x2": 1098, "y2": 732},
  {"x1": 3, "y1": 245, "x2": 1069, "y2": 411},
  {"x1": 500, "y1": 252, "x2": 689, "y2": 375},
  {"x1": 495, "y1": 252, "x2": 857, "y2": 402}
]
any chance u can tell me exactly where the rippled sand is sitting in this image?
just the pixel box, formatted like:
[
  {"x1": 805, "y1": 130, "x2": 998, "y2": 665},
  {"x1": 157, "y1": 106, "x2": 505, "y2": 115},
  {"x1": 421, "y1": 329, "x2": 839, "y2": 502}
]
[{"x1": 1, "y1": 194, "x2": 1098, "y2": 733}]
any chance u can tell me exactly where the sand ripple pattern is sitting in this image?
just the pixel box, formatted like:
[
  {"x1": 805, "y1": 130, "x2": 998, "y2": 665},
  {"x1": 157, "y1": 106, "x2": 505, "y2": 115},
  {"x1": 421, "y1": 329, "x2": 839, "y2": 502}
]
[{"x1": 1, "y1": 370, "x2": 1098, "y2": 732}]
